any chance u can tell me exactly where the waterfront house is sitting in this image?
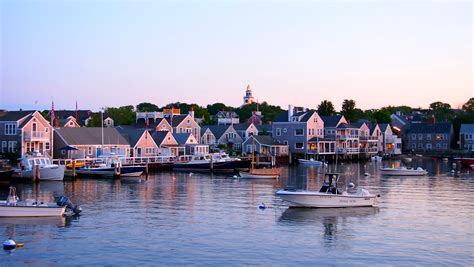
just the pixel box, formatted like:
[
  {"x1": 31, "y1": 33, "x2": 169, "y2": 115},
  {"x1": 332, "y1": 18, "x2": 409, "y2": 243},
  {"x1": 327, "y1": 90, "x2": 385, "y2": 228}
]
[
  {"x1": 459, "y1": 124, "x2": 474, "y2": 151},
  {"x1": 321, "y1": 115, "x2": 348, "y2": 139},
  {"x1": 257, "y1": 124, "x2": 272, "y2": 136},
  {"x1": 335, "y1": 123, "x2": 360, "y2": 155},
  {"x1": 405, "y1": 122, "x2": 453, "y2": 152},
  {"x1": 60, "y1": 116, "x2": 81, "y2": 128},
  {"x1": 172, "y1": 133, "x2": 208, "y2": 156},
  {"x1": 272, "y1": 105, "x2": 325, "y2": 155},
  {"x1": 354, "y1": 120, "x2": 378, "y2": 155},
  {"x1": 0, "y1": 110, "x2": 53, "y2": 158},
  {"x1": 200, "y1": 127, "x2": 217, "y2": 147},
  {"x1": 53, "y1": 110, "x2": 93, "y2": 127},
  {"x1": 54, "y1": 127, "x2": 130, "y2": 159},
  {"x1": 379, "y1": 124, "x2": 402, "y2": 155},
  {"x1": 167, "y1": 114, "x2": 201, "y2": 143},
  {"x1": 368, "y1": 123, "x2": 384, "y2": 153},
  {"x1": 151, "y1": 131, "x2": 179, "y2": 156},
  {"x1": 242, "y1": 135, "x2": 289, "y2": 156},
  {"x1": 233, "y1": 123, "x2": 258, "y2": 140},
  {"x1": 216, "y1": 111, "x2": 239, "y2": 125},
  {"x1": 116, "y1": 127, "x2": 158, "y2": 157},
  {"x1": 201, "y1": 125, "x2": 243, "y2": 151}
]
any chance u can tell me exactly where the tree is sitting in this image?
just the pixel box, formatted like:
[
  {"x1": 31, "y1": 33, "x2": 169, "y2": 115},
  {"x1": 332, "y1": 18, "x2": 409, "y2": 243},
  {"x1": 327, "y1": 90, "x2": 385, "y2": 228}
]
[
  {"x1": 372, "y1": 110, "x2": 392, "y2": 123},
  {"x1": 136, "y1": 102, "x2": 159, "y2": 112},
  {"x1": 317, "y1": 100, "x2": 336, "y2": 116},
  {"x1": 429, "y1": 101, "x2": 452, "y2": 122},
  {"x1": 341, "y1": 99, "x2": 357, "y2": 122},
  {"x1": 86, "y1": 113, "x2": 102, "y2": 127},
  {"x1": 462, "y1": 98, "x2": 474, "y2": 114},
  {"x1": 206, "y1": 103, "x2": 233, "y2": 115},
  {"x1": 105, "y1": 105, "x2": 135, "y2": 125}
]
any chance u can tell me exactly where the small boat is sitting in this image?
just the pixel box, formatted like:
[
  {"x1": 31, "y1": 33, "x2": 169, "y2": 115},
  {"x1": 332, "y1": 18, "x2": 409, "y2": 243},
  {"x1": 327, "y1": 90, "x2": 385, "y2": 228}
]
[
  {"x1": 15, "y1": 153, "x2": 65, "y2": 181},
  {"x1": 276, "y1": 173, "x2": 379, "y2": 208},
  {"x1": 371, "y1": 156, "x2": 383, "y2": 162},
  {"x1": 76, "y1": 157, "x2": 145, "y2": 177},
  {"x1": 415, "y1": 154, "x2": 423, "y2": 158},
  {"x1": 298, "y1": 158, "x2": 327, "y2": 166},
  {"x1": 173, "y1": 154, "x2": 251, "y2": 173},
  {"x1": 0, "y1": 187, "x2": 81, "y2": 217},
  {"x1": 380, "y1": 167, "x2": 428, "y2": 176}
]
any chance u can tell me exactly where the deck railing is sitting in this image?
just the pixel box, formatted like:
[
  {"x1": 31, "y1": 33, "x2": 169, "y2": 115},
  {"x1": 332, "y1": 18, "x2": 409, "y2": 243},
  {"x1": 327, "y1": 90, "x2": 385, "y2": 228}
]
[{"x1": 24, "y1": 131, "x2": 49, "y2": 141}]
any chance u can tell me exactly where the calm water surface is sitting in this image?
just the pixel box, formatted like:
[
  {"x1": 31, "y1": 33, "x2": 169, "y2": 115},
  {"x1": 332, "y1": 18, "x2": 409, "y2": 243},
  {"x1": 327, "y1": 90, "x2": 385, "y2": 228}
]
[{"x1": 1, "y1": 159, "x2": 473, "y2": 266}]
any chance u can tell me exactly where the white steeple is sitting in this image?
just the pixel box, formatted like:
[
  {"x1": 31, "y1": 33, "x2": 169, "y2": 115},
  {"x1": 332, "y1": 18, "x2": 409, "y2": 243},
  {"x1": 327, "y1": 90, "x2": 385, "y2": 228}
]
[{"x1": 243, "y1": 84, "x2": 255, "y2": 105}]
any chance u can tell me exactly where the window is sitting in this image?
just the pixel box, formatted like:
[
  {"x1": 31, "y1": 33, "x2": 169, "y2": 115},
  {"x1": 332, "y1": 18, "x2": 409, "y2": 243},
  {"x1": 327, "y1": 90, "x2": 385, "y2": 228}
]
[
  {"x1": 4, "y1": 123, "x2": 16, "y2": 135},
  {"x1": 283, "y1": 140, "x2": 288, "y2": 145},
  {"x1": 418, "y1": 143, "x2": 423, "y2": 149},
  {"x1": 88, "y1": 147, "x2": 93, "y2": 155},
  {"x1": 418, "y1": 134, "x2": 423, "y2": 140},
  {"x1": 442, "y1": 143, "x2": 447, "y2": 149},
  {"x1": 436, "y1": 143, "x2": 441, "y2": 149},
  {"x1": 276, "y1": 128, "x2": 281, "y2": 136},
  {"x1": 411, "y1": 143, "x2": 416, "y2": 149},
  {"x1": 295, "y1": 129, "x2": 304, "y2": 136},
  {"x1": 426, "y1": 134, "x2": 431, "y2": 140},
  {"x1": 411, "y1": 134, "x2": 416, "y2": 140},
  {"x1": 283, "y1": 128, "x2": 287, "y2": 133},
  {"x1": 314, "y1": 118, "x2": 318, "y2": 123},
  {"x1": 146, "y1": 148, "x2": 154, "y2": 154},
  {"x1": 45, "y1": 142, "x2": 50, "y2": 150},
  {"x1": 426, "y1": 143, "x2": 432, "y2": 150},
  {"x1": 1, "y1": 141, "x2": 6, "y2": 153},
  {"x1": 295, "y1": 143, "x2": 304, "y2": 149}
]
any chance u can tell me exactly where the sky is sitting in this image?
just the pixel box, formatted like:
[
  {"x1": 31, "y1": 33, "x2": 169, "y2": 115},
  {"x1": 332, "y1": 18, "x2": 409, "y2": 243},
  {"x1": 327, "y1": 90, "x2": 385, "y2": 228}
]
[{"x1": 0, "y1": 0, "x2": 472, "y2": 112}]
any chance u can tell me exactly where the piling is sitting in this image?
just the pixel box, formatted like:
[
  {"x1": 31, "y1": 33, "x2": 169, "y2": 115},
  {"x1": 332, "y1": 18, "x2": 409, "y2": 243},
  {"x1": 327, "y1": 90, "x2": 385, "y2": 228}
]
[
  {"x1": 145, "y1": 163, "x2": 149, "y2": 180},
  {"x1": 72, "y1": 160, "x2": 77, "y2": 177}
]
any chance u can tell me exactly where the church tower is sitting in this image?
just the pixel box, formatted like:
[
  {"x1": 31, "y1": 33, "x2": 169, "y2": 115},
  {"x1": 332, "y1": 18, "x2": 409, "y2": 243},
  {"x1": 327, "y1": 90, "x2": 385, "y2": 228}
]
[{"x1": 243, "y1": 84, "x2": 255, "y2": 105}]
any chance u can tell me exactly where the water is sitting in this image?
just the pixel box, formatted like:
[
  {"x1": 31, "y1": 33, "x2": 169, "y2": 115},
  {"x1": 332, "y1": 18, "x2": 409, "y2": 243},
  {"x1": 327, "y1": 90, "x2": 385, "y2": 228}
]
[{"x1": 1, "y1": 159, "x2": 473, "y2": 266}]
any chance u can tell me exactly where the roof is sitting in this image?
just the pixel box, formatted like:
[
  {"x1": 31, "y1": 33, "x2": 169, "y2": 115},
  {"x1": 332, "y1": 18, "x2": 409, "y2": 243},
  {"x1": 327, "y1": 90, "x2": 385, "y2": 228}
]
[
  {"x1": 300, "y1": 111, "x2": 316, "y2": 122},
  {"x1": 0, "y1": 110, "x2": 35, "y2": 122},
  {"x1": 151, "y1": 131, "x2": 171, "y2": 146},
  {"x1": 408, "y1": 123, "x2": 452, "y2": 134},
  {"x1": 55, "y1": 127, "x2": 130, "y2": 146},
  {"x1": 460, "y1": 124, "x2": 474, "y2": 133},
  {"x1": 336, "y1": 123, "x2": 358, "y2": 129},
  {"x1": 165, "y1": 114, "x2": 189, "y2": 127},
  {"x1": 116, "y1": 127, "x2": 148, "y2": 147},
  {"x1": 233, "y1": 123, "x2": 252, "y2": 131},
  {"x1": 353, "y1": 119, "x2": 370, "y2": 128},
  {"x1": 321, "y1": 115, "x2": 343, "y2": 128},
  {"x1": 173, "y1": 133, "x2": 192, "y2": 145},
  {"x1": 18, "y1": 114, "x2": 34, "y2": 128},
  {"x1": 202, "y1": 125, "x2": 231, "y2": 139},
  {"x1": 256, "y1": 124, "x2": 272, "y2": 132},
  {"x1": 216, "y1": 111, "x2": 239, "y2": 118},
  {"x1": 246, "y1": 135, "x2": 283, "y2": 146},
  {"x1": 274, "y1": 111, "x2": 289, "y2": 122},
  {"x1": 378, "y1": 123, "x2": 390, "y2": 132}
]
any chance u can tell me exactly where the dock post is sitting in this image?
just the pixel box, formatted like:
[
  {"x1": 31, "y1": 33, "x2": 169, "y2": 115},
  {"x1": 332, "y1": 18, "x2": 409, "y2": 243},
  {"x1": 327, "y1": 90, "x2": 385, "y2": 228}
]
[
  {"x1": 72, "y1": 160, "x2": 76, "y2": 178},
  {"x1": 210, "y1": 157, "x2": 213, "y2": 173},
  {"x1": 32, "y1": 164, "x2": 37, "y2": 182},
  {"x1": 35, "y1": 164, "x2": 41, "y2": 182},
  {"x1": 145, "y1": 163, "x2": 149, "y2": 180}
]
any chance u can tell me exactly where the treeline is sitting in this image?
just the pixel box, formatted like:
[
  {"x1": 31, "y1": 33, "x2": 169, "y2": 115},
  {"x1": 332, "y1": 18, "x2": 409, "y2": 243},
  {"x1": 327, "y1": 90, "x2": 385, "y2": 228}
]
[{"x1": 85, "y1": 97, "x2": 473, "y2": 128}]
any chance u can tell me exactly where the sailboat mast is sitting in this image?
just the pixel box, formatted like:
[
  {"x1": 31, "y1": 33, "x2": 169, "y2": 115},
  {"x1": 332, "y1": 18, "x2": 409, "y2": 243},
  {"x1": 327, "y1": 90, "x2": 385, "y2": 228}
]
[{"x1": 251, "y1": 136, "x2": 255, "y2": 173}]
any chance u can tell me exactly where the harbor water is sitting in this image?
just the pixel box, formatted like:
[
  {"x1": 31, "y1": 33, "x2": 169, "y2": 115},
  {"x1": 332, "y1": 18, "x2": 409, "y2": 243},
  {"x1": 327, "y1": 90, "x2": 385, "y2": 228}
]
[{"x1": 1, "y1": 159, "x2": 473, "y2": 265}]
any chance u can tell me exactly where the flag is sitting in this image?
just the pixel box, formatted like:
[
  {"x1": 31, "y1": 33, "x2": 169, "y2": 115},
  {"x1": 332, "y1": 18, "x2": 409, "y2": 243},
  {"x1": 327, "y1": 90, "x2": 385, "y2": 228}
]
[
  {"x1": 75, "y1": 101, "x2": 78, "y2": 122},
  {"x1": 51, "y1": 100, "x2": 55, "y2": 127}
]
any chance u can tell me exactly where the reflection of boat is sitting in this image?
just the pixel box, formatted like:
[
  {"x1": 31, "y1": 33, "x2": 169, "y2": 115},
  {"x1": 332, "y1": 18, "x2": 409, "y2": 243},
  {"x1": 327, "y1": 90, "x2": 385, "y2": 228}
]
[
  {"x1": 279, "y1": 206, "x2": 379, "y2": 223},
  {"x1": 0, "y1": 159, "x2": 14, "y2": 182},
  {"x1": 380, "y1": 167, "x2": 428, "y2": 176},
  {"x1": 298, "y1": 158, "x2": 326, "y2": 166},
  {"x1": 15, "y1": 154, "x2": 65, "y2": 181},
  {"x1": 0, "y1": 216, "x2": 66, "y2": 226},
  {"x1": 276, "y1": 173, "x2": 379, "y2": 208},
  {"x1": 371, "y1": 156, "x2": 383, "y2": 162},
  {"x1": 403, "y1": 157, "x2": 413, "y2": 163},
  {"x1": 471, "y1": 164, "x2": 474, "y2": 170},
  {"x1": 454, "y1": 157, "x2": 474, "y2": 167}
]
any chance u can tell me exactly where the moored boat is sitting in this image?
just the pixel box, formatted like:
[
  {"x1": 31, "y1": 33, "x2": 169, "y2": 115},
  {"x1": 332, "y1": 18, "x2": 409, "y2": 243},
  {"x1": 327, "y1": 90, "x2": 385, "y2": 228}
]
[
  {"x1": 14, "y1": 153, "x2": 65, "y2": 181},
  {"x1": 380, "y1": 167, "x2": 428, "y2": 176},
  {"x1": 76, "y1": 157, "x2": 145, "y2": 177},
  {"x1": 298, "y1": 158, "x2": 327, "y2": 166},
  {"x1": 276, "y1": 173, "x2": 379, "y2": 208},
  {"x1": 239, "y1": 168, "x2": 281, "y2": 179},
  {"x1": 0, "y1": 159, "x2": 14, "y2": 182},
  {"x1": 173, "y1": 153, "x2": 251, "y2": 173}
]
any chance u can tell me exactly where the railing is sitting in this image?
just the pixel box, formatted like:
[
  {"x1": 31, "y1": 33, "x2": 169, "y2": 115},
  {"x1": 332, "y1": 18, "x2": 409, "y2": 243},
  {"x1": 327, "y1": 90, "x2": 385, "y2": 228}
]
[
  {"x1": 52, "y1": 155, "x2": 176, "y2": 166},
  {"x1": 360, "y1": 136, "x2": 378, "y2": 141},
  {"x1": 338, "y1": 135, "x2": 359, "y2": 140},
  {"x1": 361, "y1": 147, "x2": 379, "y2": 153},
  {"x1": 337, "y1": 147, "x2": 359, "y2": 154},
  {"x1": 24, "y1": 131, "x2": 49, "y2": 141}
]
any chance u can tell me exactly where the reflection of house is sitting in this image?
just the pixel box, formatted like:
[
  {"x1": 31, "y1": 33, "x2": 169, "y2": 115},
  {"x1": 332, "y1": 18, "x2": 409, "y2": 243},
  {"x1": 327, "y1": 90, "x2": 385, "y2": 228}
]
[
  {"x1": 0, "y1": 110, "x2": 54, "y2": 158},
  {"x1": 117, "y1": 127, "x2": 157, "y2": 157},
  {"x1": 272, "y1": 105, "x2": 325, "y2": 155},
  {"x1": 216, "y1": 111, "x2": 239, "y2": 125},
  {"x1": 54, "y1": 127, "x2": 130, "y2": 159},
  {"x1": 405, "y1": 122, "x2": 453, "y2": 152},
  {"x1": 242, "y1": 135, "x2": 288, "y2": 156},
  {"x1": 460, "y1": 124, "x2": 474, "y2": 151}
]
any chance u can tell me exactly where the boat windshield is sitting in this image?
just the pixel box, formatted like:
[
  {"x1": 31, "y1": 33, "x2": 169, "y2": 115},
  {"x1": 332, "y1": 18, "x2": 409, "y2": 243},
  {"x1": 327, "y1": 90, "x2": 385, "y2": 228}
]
[{"x1": 40, "y1": 158, "x2": 46, "y2": 165}]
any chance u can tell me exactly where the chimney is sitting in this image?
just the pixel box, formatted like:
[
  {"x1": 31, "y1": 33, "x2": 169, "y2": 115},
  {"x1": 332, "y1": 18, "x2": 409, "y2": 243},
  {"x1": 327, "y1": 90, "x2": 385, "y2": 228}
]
[
  {"x1": 189, "y1": 106, "x2": 195, "y2": 118},
  {"x1": 288, "y1": 105, "x2": 293, "y2": 122},
  {"x1": 428, "y1": 115, "x2": 436, "y2": 125}
]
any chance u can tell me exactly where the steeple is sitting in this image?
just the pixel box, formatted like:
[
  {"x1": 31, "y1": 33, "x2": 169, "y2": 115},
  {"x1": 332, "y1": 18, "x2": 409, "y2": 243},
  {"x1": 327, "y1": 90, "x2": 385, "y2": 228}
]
[{"x1": 243, "y1": 84, "x2": 255, "y2": 105}]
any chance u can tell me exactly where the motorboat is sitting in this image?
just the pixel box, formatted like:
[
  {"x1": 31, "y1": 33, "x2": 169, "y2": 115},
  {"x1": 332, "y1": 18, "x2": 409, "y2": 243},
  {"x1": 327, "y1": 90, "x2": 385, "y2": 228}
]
[
  {"x1": 298, "y1": 158, "x2": 327, "y2": 166},
  {"x1": 15, "y1": 153, "x2": 65, "y2": 181},
  {"x1": 173, "y1": 154, "x2": 251, "y2": 173},
  {"x1": 76, "y1": 156, "x2": 145, "y2": 177},
  {"x1": 0, "y1": 186, "x2": 81, "y2": 217},
  {"x1": 380, "y1": 166, "x2": 428, "y2": 176},
  {"x1": 371, "y1": 156, "x2": 383, "y2": 162},
  {"x1": 276, "y1": 173, "x2": 379, "y2": 208}
]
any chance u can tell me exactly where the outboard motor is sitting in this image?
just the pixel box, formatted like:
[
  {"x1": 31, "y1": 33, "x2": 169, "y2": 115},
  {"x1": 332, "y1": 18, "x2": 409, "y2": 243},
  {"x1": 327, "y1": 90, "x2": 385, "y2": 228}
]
[{"x1": 56, "y1": 195, "x2": 82, "y2": 215}]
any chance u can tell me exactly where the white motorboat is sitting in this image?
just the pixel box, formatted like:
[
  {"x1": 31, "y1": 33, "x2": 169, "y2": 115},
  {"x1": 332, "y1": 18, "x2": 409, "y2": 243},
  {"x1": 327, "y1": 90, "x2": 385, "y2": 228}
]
[
  {"x1": 470, "y1": 164, "x2": 474, "y2": 170},
  {"x1": 276, "y1": 173, "x2": 379, "y2": 208},
  {"x1": 371, "y1": 156, "x2": 383, "y2": 162},
  {"x1": 380, "y1": 167, "x2": 428, "y2": 176},
  {"x1": 298, "y1": 158, "x2": 327, "y2": 166},
  {"x1": 15, "y1": 153, "x2": 65, "y2": 181},
  {"x1": 0, "y1": 187, "x2": 81, "y2": 217}
]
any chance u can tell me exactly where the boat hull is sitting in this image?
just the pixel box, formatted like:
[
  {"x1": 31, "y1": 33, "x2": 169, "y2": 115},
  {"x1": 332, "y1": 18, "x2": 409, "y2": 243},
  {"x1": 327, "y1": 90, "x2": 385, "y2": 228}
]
[
  {"x1": 0, "y1": 170, "x2": 14, "y2": 181},
  {"x1": 298, "y1": 159, "x2": 326, "y2": 166},
  {"x1": 173, "y1": 160, "x2": 251, "y2": 173},
  {"x1": 239, "y1": 172, "x2": 279, "y2": 179},
  {"x1": 17, "y1": 165, "x2": 65, "y2": 181},
  {"x1": 76, "y1": 166, "x2": 145, "y2": 177},
  {"x1": 276, "y1": 190, "x2": 377, "y2": 208},
  {"x1": 380, "y1": 168, "x2": 427, "y2": 176},
  {"x1": 0, "y1": 205, "x2": 66, "y2": 217}
]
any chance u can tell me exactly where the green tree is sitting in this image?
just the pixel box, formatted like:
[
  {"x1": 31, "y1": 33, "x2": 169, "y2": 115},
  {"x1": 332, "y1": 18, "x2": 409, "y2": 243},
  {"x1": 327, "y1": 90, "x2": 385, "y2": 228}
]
[
  {"x1": 86, "y1": 113, "x2": 102, "y2": 127},
  {"x1": 317, "y1": 100, "x2": 336, "y2": 116},
  {"x1": 105, "y1": 105, "x2": 135, "y2": 125},
  {"x1": 206, "y1": 103, "x2": 233, "y2": 115},
  {"x1": 341, "y1": 99, "x2": 357, "y2": 122},
  {"x1": 136, "y1": 102, "x2": 160, "y2": 112},
  {"x1": 429, "y1": 101, "x2": 452, "y2": 122},
  {"x1": 462, "y1": 98, "x2": 474, "y2": 113}
]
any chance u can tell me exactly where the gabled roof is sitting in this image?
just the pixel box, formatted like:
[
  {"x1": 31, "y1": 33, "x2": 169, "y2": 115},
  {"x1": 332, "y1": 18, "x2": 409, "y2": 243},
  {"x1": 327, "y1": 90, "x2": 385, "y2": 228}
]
[
  {"x1": 18, "y1": 114, "x2": 35, "y2": 128},
  {"x1": 256, "y1": 124, "x2": 272, "y2": 132},
  {"x1": 246, "y1": 135, "x2": 282, "y2": 146},
  {"x1": 0, "y1": 110, "x2": 35, "y2": 121},
  {"x1": 460, "y1": 124, "x2": 474, "y2": 133},
  {"x1": 353, "y1": 119, "x2": 370, "y2": 128},
  {"x1": 116, "y1": 127, "x2": 150, "y2": 147},
  {"x1": 151, "y1": 131, "x2": 173, "y2": 146},
  {"x1": 233, "y1": 123, "x2": 252, "y2": 131},
  {"x1": 378, "y1": 123, "x2": 390, "y2": 132},
  {"x1": 408, "y1": 123, "x2": 452, "y2": 134},
  {"x1": 173, "y1": 133, "x2": 192, "y2": 145},
  {"x1": 337, "y1": 123, "x2": 358, "y2": 129},
  {"x1": 321, "y1": 115, "x2": 344, "y2": 128},
  {"x1": 165, "y1": 114, "x2": 190, "y2": 127},
  {"x1": 55, "y1": 127, "x2": 129, "y2": 146},
  {"x1": 300, "y1": 111, "x2": 316, "y2": 122},
  {"x1": 368, "y1": 123, "x2": 380, "y2": 134},
  {"x1": 203, "y1": 125, "x2": 232, "y2": 139}
]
